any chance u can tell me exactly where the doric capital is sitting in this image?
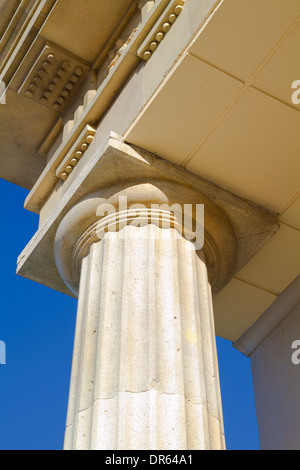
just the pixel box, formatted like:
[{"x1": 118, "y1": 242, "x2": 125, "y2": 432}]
[
  {"x1": 17, "y1": 134, "x2": 279, "y2": 301},
  {"x1": 54, "y1": 179, "x2": 237, "y2": 296}
]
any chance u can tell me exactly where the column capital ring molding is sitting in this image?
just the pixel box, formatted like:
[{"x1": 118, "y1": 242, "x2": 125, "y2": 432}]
[{"x1": 54, "y1": 179, "x2": 238, "y2": 297}]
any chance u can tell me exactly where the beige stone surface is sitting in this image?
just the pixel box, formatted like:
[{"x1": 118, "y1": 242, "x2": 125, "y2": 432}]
[
  {"x1": 40, "y1": 0, "x2": 137, "y2": 64},
  {"x1": 280, "y1": 194, "x2": 300, "y2": 230},
  {"x1": 63, "y1": 224, "x2": 225, "y2": 450},
  {"x1": 213, "y1": 278, "x2": 277, "y2": 342},
  {"x1": 236, "y1": 223, "x2": 300, "y2": 295},
  {"x1": 53, "y1": 176, "x2": 238, "y2": 297},
  {"x1": 186, "y1": 87, "x2": 300, "y2": 213},
  {"x1": 126, "y1": 53, "x2": 244, "y2": 165}
]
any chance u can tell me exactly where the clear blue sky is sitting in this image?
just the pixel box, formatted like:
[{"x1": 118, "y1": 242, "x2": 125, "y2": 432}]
[{"x1": 0, "y1": 178, "x2": 260, "y2": 450}]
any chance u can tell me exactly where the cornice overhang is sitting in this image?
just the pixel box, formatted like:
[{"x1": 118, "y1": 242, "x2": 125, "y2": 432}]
[
  {"x1": 0, "y1": 0, "x2": 193, "y2": 190},
  {"x1": 23, "y1": 0, "x2": 188, "y2": 210},
  {"x1": 0, "y1": 0, "x2": 141, "y2": 188},
  {"x1": 0, "y1": 0, "x2": 58, "y2": 84}
]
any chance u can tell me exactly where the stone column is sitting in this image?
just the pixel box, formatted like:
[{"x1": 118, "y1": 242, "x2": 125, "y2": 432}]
[
  {"x1": 54, "y1": 180, "x2": 237, "y2": 450},
  {"x1": 17, "y1": 135, "x2": 279, "y2": 450}
]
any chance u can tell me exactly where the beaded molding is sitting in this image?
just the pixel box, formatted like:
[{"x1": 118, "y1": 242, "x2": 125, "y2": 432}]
[
  {"x1": 137, "y1": 1, "x2": 185, "y2": 61},
  {"x1": 56, "y1": 125, "x2": 96, "y2": 181},
  {"x1": 19, "y1": 42, "x2": 89, "y2": 112}
]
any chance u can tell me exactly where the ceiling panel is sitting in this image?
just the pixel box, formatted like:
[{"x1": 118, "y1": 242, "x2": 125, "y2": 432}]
[
  {"x1": 126, "y1": 54, "x2": 243, "y2": 164},
  {"x1": 186, "y1": 87, "x2": 300, "y2": 212},
  {"x1": 213, "y1": 278, "x2": 277, "y2": 342},
  {"x1": 188, "y1": 0, "x2": 300, "y2": 81},
  {"x1": 280, "y1": 195, "x2": 300, "y2": 229},
  {"x1": 0, "y1": 90, "x2": 53, "y2": 189},
  {"x1": 236, "y1": 223, "x2": 300, "y2": 294},
  {"x1": 254, "y1": 22, "x2": 300, "y2": 108}
]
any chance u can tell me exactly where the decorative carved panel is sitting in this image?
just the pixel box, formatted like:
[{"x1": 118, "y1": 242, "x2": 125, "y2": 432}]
[{"x1": 18, "y1": 41, "x2": 90, "y2": 112}]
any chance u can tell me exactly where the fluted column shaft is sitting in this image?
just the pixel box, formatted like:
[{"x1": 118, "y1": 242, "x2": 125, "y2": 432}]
[{"x1": 64, "y1": 223, "x2": 225, "y2": 450}]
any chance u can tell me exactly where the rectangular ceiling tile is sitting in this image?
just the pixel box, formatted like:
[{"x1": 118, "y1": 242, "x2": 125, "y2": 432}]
[
  {"x1": 186, "y1": 87, "x2": 300, "y2": 212},
  {"x1": 188, "y1": 0, "x2": 300, "y2": 81},
  {"x1": 280, "y1": 195, "x2": 300, "y2": 228},
  {"x1": 254, "y1": 22, "x2": 300, "y2": 108},
  {"x1": 236, "y1": 223, "x2": 300, "y2": 294},
  {"x1": 126, "y1": 53, "x2": 243, "y2": 164},
  {"x1": 213, "y1": 278, "x2": 277, "y2": 342}
]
